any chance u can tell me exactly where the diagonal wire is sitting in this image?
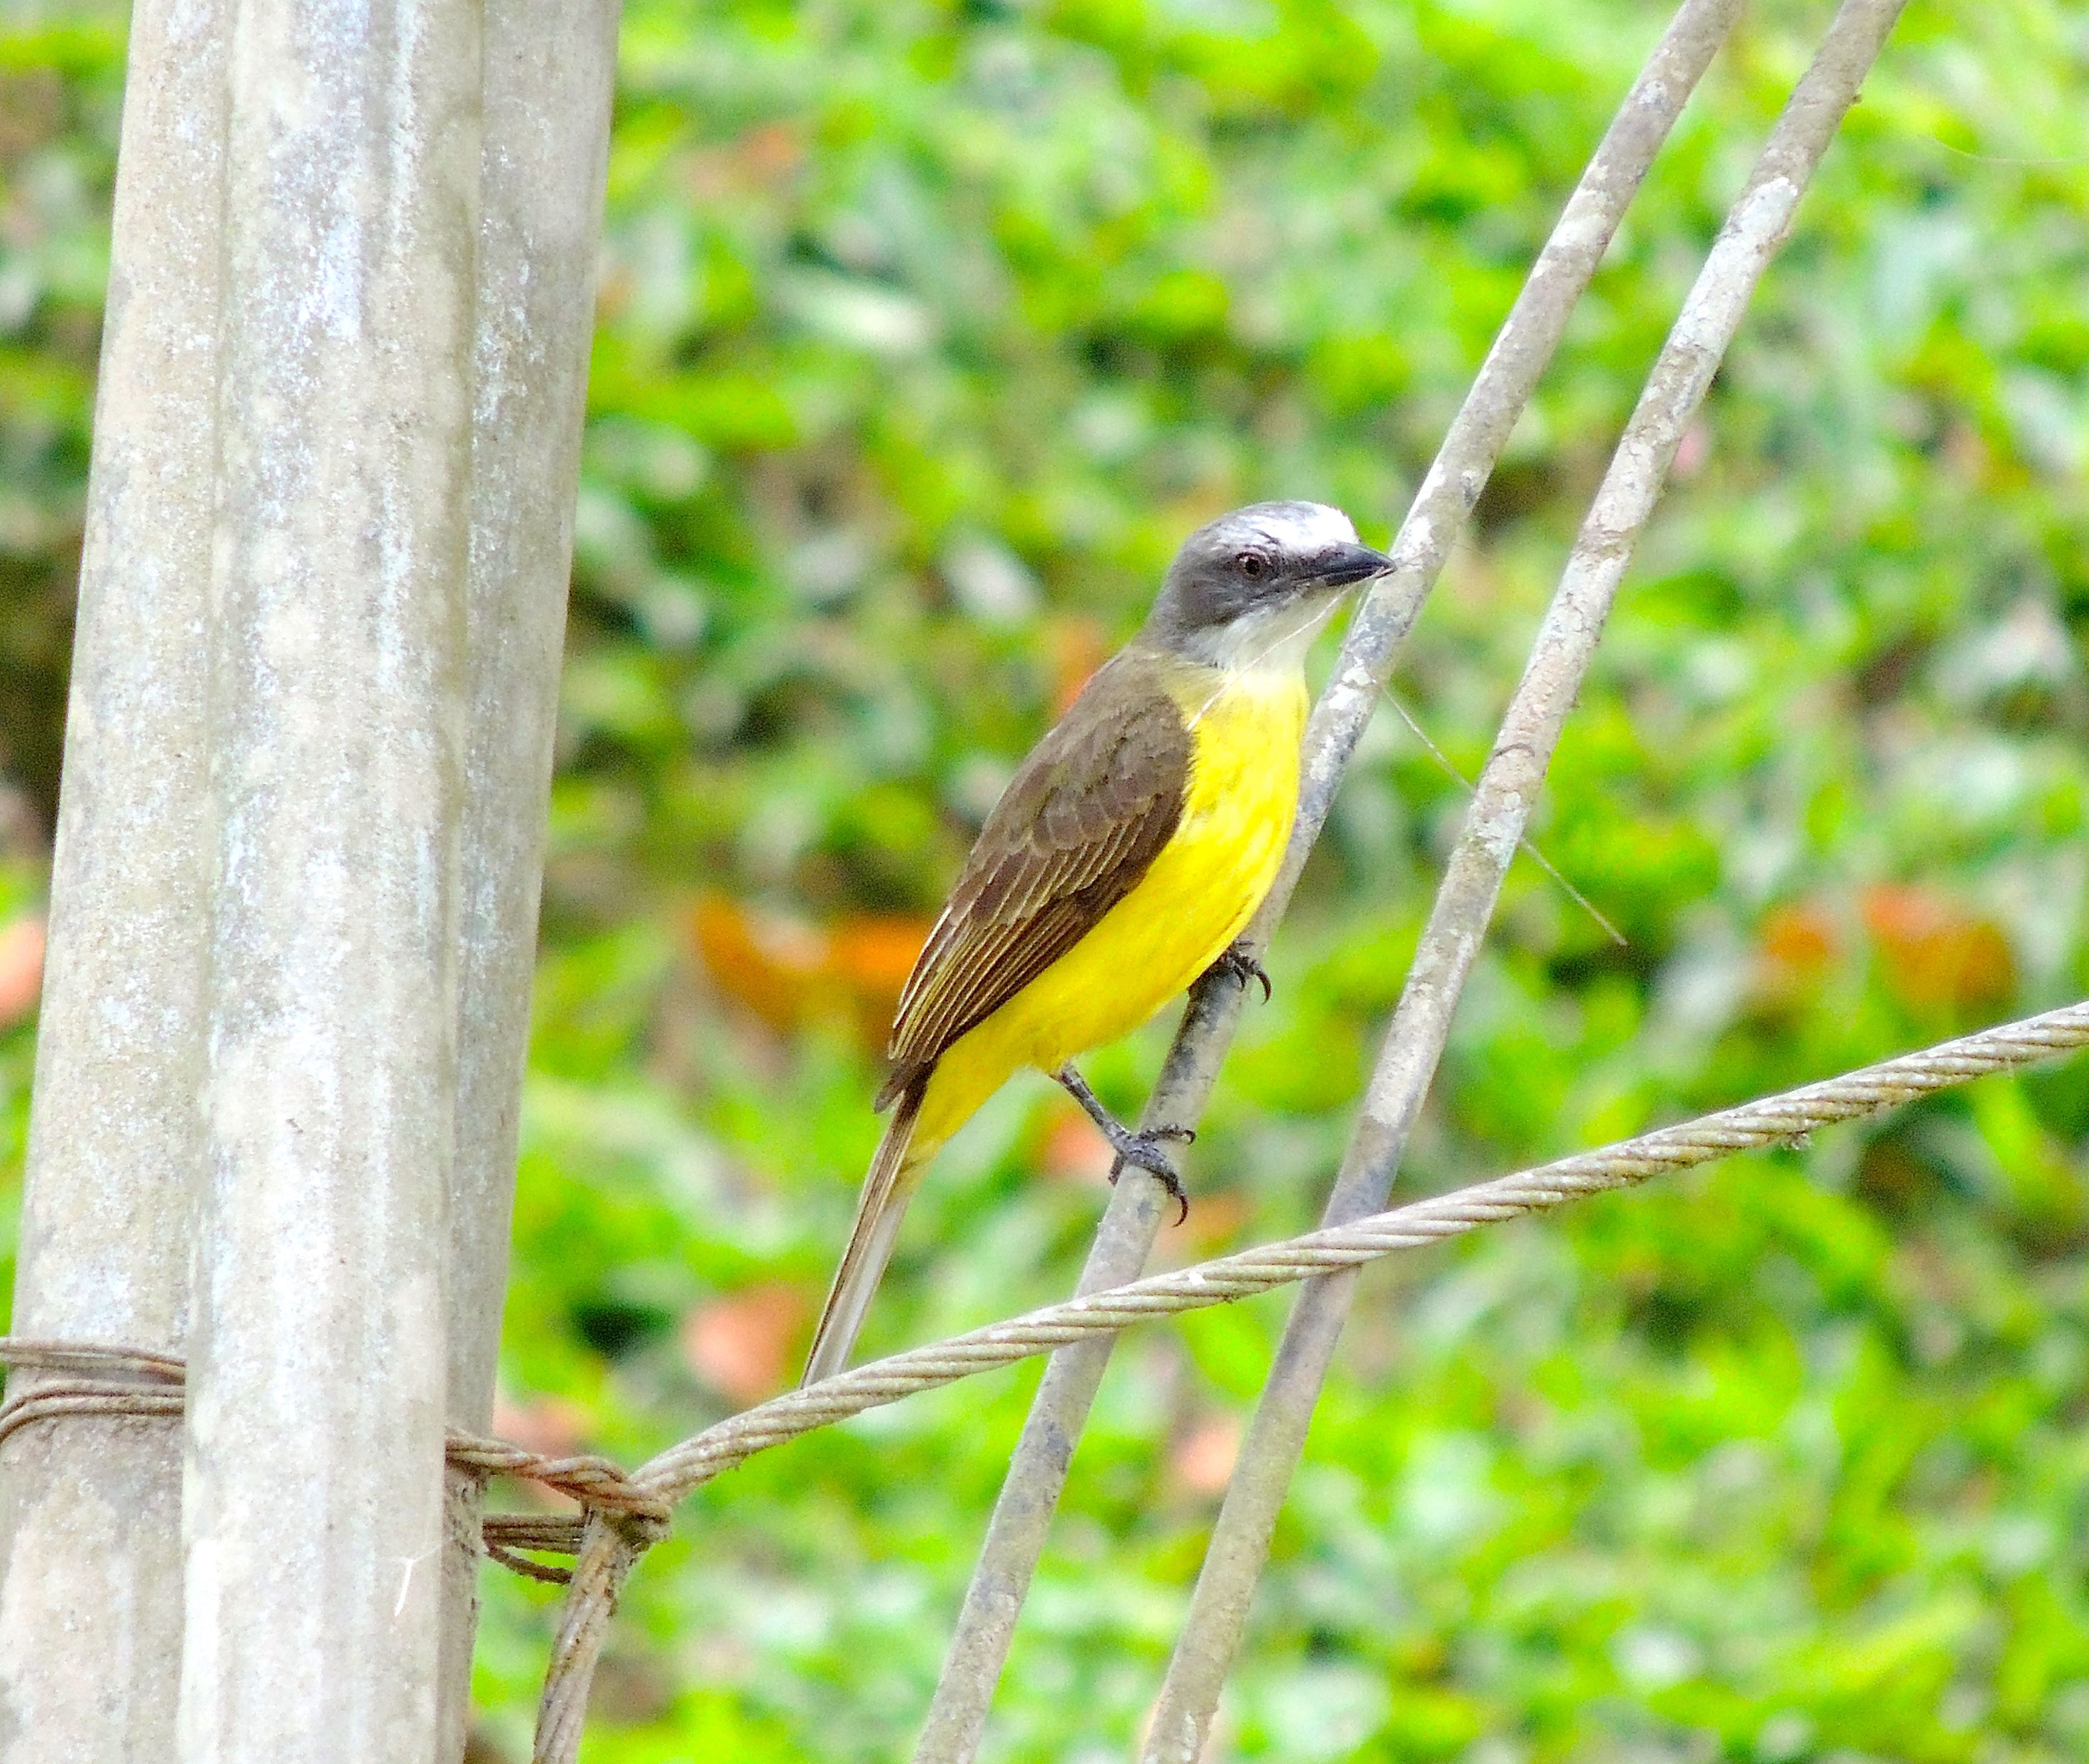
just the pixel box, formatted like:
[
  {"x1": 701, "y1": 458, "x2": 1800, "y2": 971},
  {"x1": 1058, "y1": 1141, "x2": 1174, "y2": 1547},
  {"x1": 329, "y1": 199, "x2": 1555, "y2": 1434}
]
[
  {"x1": 1140, "y1": 1, "x2": 1912, "y2": 1755},
  {"x1": 913, "y1": 3, "x2": 1747, "y2": 1753},
  {"x1": 1381, "y1": 689, "x2": 1629, "y2": 948}
]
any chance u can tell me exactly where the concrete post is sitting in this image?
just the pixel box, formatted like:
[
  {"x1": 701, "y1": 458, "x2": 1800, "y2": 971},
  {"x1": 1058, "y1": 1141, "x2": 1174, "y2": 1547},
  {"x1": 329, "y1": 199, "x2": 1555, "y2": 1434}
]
[
  {"x1": 438, "y1": 2, "x2": 621, "y2": 1752},
  {"x1": 0, "y1": 0, "x2": 231, "y2": 1756},
  {"x1": 179, "y1": 0, "x2": 482, "y2": 1757}
]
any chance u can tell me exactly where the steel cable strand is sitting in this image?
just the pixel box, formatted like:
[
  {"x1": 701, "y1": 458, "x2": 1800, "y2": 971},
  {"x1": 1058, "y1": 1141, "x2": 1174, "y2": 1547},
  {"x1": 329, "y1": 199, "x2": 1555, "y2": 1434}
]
[
  {"x1": 617, "y1": 1001, "x2": 2089, "y2": 1511},
  {"x1": 0, "y1": 1339, "x2": 186, "y2": 1382},
  {"x1": 0, "y1": 1383, "x2": 186, "y2": 1450},
  {"x1": 558, "y1": 998, "x2": 2089, "y2": 1586},
  {"x1": 0, "y1": 1339, "x2": 188, "y2": 1453}
]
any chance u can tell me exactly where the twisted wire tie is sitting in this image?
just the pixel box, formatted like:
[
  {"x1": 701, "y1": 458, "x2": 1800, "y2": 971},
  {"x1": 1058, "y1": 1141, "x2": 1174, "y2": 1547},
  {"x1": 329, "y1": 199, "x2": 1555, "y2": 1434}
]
[{"x1": 0, "y1": 1339, "x2": 663, "y2": 1584}]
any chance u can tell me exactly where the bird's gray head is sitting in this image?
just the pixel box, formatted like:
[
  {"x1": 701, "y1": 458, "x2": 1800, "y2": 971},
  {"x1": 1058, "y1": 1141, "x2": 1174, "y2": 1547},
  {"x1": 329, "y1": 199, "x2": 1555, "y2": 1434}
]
[{"x1": 1144, "y1": 502, "x2": 1388, "y2": 670}]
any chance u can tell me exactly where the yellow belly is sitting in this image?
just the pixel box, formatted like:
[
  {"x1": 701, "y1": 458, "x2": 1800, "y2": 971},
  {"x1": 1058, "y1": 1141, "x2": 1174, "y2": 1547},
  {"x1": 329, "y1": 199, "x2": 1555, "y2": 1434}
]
[{"x1": 915, "y1": 666, "x2": 1307, "y2": 1151}]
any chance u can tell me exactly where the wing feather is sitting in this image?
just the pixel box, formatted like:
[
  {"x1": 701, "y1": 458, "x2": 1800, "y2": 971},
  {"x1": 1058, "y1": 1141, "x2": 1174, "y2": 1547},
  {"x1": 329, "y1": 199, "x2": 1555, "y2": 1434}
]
[
  {"x1": 904, "y1": 814, "x2": 1140, "y2": 1057},
  {"x1": 881, "y1": 650, "x2": 1191, "y2": 1097}
]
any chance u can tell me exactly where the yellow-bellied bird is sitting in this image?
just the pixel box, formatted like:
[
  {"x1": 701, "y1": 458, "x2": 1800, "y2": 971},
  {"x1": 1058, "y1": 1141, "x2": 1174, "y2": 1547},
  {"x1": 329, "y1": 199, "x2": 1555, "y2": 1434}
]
[{"x1": 803, "y1": 503, "x2": 1388, "y2": 1384}]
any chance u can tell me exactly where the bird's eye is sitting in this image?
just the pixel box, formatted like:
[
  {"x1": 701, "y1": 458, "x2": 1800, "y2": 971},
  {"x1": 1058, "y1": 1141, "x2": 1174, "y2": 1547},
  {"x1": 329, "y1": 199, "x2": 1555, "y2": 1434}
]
[{"x1": 1237, "y1": 552, "x2": 1270, "y2": 580}]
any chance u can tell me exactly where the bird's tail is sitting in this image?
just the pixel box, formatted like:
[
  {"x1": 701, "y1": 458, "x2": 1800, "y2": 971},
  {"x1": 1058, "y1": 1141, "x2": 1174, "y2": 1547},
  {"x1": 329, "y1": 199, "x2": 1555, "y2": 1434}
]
[{"x1": 802, "y1": 1072, "x2": 931, "y2": 1386}]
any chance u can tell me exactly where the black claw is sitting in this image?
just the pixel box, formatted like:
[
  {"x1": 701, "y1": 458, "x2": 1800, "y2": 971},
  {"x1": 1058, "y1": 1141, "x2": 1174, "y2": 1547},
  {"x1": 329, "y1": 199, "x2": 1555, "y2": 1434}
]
[
  {"x1": 1209, "y1": 944, "x2": 1271, "y2": 1003},
  {"x1": 1107, "y1": 1143, "x2": 1191, "y2": 1224}
]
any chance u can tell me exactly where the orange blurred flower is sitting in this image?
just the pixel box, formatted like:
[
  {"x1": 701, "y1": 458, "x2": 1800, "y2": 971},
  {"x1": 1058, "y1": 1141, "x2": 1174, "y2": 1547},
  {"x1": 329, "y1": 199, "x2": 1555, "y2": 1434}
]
[
  {"x1": 1754, "y1": 900, "x2": 1837, "y2": 1003},
  {"x1": 680, "y1": 1283, "x2": 809, "y2": 1406},
  {"x1": 689, "y1": 892, "x2": 930, "y2": 1050},
  {"x1": 1170, "y1": 1414, "x2": 1242, "y2": 1496},
  {"x1": 1039, "y1": 1102, "x2": 1115, "y2": 1185},
  {"x1": 0, "y1": 914, "x2": 45, "y2": 1029},
  {"x1": 1860, "y1": 884, "x2": 2014, "y2": 1015}
]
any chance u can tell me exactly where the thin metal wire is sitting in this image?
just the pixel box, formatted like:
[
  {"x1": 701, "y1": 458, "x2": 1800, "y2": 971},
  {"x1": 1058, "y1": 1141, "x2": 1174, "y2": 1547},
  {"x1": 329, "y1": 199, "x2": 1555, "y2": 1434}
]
[
  {"x1": 1142, "y1": 2, "x2": 1913, "y2": 1752},
  {"x1": 915, "y1": 2, "x2": 1748, "y2": 1752}
]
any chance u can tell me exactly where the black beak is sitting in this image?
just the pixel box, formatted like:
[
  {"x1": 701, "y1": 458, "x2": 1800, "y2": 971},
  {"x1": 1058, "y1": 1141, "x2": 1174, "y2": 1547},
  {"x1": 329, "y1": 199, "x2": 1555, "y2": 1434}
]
[{"x1": 1314, "y1": 541, "x2": 1392, "y2": 587}]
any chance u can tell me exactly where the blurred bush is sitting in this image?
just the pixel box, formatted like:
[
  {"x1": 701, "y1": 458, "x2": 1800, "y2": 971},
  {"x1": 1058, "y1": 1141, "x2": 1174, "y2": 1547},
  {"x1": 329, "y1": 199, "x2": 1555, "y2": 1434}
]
[{"x1": 5, "y1": 0, "x2": 2089, "y2": 1758}]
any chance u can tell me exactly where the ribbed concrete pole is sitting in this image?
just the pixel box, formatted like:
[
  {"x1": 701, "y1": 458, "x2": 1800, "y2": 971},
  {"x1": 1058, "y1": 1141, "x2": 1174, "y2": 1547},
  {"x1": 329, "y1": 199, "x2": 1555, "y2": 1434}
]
[
  {"x1": 438, "y1": 2, "x2": 621, "y2": 1752},
  {"x1": 179, "y1": 0, "x2": 481, "y2": 1758},
  {"x1": 0, "y1": 1, "x2": 230, "y2": 1757}
]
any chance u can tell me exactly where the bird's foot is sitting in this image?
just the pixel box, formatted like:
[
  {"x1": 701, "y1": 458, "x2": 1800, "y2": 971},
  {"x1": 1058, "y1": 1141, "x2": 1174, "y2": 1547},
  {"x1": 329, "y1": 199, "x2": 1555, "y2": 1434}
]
[
  {"x1": 1054, "y1": 1064, "x2": 1194, "y2": 1224},
  {"x1": 1104, "y1": 1128, "x2": 1193, "y2": 1224},
  {"x1": 1206, "y1": 941, "x2": 1271, "y2": 1003}
]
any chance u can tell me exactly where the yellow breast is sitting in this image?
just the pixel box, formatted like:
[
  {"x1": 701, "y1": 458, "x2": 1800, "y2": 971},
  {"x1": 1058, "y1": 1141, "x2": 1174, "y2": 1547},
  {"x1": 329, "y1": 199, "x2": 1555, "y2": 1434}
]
[{"x1": 916, "y1": 664, "x2": 1307, "y2": 1148}]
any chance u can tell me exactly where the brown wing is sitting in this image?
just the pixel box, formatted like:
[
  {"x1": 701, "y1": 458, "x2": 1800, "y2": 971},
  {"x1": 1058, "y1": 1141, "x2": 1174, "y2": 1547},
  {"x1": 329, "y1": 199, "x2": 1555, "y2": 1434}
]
[{"x1": 878, "y1": 649, "x2": 1191, "y2": 1105}]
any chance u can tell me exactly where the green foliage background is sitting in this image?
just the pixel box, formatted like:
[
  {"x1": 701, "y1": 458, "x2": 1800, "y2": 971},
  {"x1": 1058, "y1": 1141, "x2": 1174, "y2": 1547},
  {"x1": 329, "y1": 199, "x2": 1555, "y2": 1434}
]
[{"x1": 5, "y1": 1, "x2": 2089, "y2": 1758}]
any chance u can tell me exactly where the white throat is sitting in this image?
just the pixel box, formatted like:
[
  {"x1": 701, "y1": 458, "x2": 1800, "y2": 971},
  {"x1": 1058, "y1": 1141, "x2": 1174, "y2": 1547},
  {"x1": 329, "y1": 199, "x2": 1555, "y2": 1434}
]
[{"x1": 1176, "y1": 591, "x2": 1341, "y2": 676}]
